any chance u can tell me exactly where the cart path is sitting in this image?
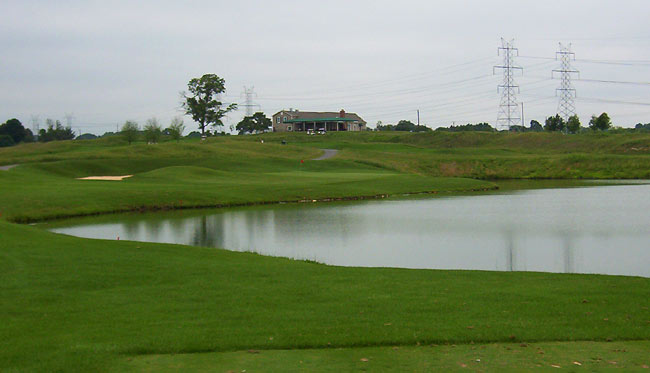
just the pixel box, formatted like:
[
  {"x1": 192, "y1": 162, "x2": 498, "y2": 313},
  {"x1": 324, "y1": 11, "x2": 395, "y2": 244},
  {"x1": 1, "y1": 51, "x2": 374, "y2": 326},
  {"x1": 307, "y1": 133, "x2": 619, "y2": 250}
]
[
  {"x1": 0, "y1": 164, "x2": 18, "y2": 171},
  {"x1": 313, "y1": 149, "x2": 338, "y2": 160}
]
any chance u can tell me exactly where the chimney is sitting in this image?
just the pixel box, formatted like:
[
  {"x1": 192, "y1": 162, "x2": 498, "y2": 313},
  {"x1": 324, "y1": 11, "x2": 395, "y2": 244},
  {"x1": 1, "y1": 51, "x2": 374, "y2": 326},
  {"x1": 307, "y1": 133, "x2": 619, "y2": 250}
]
[{"x1": 339, "y1": 109, "x2": 345, "y2": 118}]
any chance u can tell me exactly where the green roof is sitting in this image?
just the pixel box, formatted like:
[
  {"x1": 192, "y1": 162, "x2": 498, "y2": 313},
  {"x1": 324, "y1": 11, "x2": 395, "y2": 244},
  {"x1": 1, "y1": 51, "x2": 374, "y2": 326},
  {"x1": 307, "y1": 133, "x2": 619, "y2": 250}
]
[{"x1": 284, "y1": 118, "x2": 357, "y2": 123}]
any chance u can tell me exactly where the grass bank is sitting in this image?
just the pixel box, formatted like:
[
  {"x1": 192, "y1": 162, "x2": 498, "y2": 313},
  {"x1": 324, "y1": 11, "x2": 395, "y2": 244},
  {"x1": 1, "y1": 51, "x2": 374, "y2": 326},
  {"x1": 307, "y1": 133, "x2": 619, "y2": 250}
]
[{"x1": 1, "y1": 221, "x2": 649, "y2": 371}]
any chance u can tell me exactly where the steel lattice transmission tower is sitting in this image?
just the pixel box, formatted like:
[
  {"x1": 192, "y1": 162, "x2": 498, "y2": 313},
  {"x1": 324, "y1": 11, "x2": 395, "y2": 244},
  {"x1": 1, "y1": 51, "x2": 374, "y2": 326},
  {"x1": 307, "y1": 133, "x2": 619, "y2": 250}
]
[
  {"x1": 240, "y1": 86, "x2": 260, "y2": 117},
  {"x1": 494, "y1": 38, "x2": 523, "y2": 130},
  {"x1": 553, "y1": 43, "x2": 579, "y2": 122}
]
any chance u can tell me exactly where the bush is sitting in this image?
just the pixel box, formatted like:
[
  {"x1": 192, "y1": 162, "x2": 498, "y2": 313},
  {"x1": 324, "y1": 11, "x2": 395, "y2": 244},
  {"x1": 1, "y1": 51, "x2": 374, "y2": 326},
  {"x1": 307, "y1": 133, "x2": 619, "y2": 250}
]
[{"x1": 0, "y1": 134, "x2": 15, "y2": 147}]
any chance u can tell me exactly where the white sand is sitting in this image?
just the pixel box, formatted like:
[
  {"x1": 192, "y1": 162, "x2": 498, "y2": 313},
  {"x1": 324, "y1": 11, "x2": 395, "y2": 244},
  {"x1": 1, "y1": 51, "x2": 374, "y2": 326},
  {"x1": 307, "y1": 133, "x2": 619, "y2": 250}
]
[{"x1": 77, "y1": 175, "x2": 133, "y2": 181}]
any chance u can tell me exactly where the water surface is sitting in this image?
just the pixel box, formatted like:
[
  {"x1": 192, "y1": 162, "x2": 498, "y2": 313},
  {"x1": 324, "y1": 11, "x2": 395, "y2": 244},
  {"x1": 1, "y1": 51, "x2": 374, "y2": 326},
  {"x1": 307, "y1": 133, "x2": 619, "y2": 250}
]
[{"x1": 46, "y1": 182, "x2": 650, "y2": 277}]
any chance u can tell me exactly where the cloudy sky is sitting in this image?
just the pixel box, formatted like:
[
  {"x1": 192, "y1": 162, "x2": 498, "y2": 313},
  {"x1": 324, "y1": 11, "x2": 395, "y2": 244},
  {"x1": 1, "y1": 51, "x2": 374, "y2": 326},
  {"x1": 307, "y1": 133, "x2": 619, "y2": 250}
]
[{"x1": 2, "y1": 0, "x2": 650, "y2": 134}]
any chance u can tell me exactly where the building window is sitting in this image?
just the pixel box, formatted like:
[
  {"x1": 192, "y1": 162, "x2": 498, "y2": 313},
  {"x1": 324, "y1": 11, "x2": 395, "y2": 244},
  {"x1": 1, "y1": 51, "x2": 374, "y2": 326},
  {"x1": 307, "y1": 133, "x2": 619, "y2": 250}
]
[
  {"x1": 287, "y1": 126, "x2": 292, "y2": 131},
  {"x1": 283, "y1": 116, "x2": 287, "y2": 122},
  {"x1": 276, "y1": 117, "x2": 280, "y2": 123}
]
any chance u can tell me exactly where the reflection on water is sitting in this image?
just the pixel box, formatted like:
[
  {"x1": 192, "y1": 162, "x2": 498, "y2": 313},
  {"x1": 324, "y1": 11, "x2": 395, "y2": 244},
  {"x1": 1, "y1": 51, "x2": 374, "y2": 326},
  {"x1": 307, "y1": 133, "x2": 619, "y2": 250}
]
[{"x1": 47, "y1": 183, "x2": 650, "y2": 277}]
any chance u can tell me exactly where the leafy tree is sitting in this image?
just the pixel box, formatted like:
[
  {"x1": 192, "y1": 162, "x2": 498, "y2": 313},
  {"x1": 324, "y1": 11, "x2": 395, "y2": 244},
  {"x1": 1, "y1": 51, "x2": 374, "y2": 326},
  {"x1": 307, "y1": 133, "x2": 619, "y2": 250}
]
[
  {"x1": 167, "y1": 117, "x2": 185, "y2": 142},
  {"x1": 236, "y1": 112, "x2": 272, "y2": 134},
  {"x1": 529, "y1": 120, "x2": 543, "y2": 132},
  {"x1": 0, "y1": 134, "x2": 15, "y2": 147},
  {"x1": 544, "y1": 114, "x2": 565, "y2": 132},
  {"x1": 181, "y1": 74, "x2": 237, "y2": 136},
  {"x1": 566, "y1": 115, "x2": 581, "y2": 134},
  {"x1": 144, "y1": 118, "x2": 162, "y2": 144},
  {"x1": 589, "y1": 112, "x2": 611, "y2": 131},
  {"x1": 0, "y1": 118, "x2": 27, "y2": 144},
  {"x1": 121, "y1": 120, "x2": 139, "y2": 144}
]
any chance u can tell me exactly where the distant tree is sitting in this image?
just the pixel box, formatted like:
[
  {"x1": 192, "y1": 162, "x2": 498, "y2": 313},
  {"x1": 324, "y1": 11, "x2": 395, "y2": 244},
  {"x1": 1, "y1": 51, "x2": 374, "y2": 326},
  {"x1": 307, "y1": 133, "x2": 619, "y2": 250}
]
[
  {"x1": 38, "y1": 119, "x2": 75, "y2": 142},
  {"x1": 144, "y1": 118, "x2": 162, "y2": 143},
  {"x1": 23, "y1": 128, "x2": 34, "y2": 143},
  {"x1": 566, "y1": 114, "x2": 581, "y2": 134},
  {"x1": 76, "y1": 133, "x2": 98, "y2": 140},
  {"x1": 236, "y1": 112, "x2": 272, "y2": 134},
  {"x1": 0, "y1": 118, "x2": 27, "y2": 144},
  {"x1": 635, "y1": 123, "x2": 650, "y2": 132},
  {"x1": 436, "y1": 122, "x2": 495, "y2": 132},
  {"x1": 589, "y1": 112, "x2": 612, "y2": 131},
  {"x1": 0, "y1": 134, "x2": 15, "y2": 147},
  {"x1": 395, "y1": 120, "x2": 416, "y2": 131},
  {"x1": 181, "y1": 74, "x2": 237, "y2": 136},
  {"x1": 185, "y1": 131, "x2": 202, "y2": 139},
  {"x1": 376, "y1": 123, "x2": 395, "y2": 131},
  {"x1": 544, "y1": 114, "x2": 565, "y2": 132},
  {"x1": 529, "y1": 120, "x2": 543, "y2": 132},
  {"x1": 509, "y1": 125, "x2": 526, "y2": 132},
  {"x1": 121, "y1": 120, "x2": 139, "y2": 144},
  {"x1": 167, "y1": 117, "x2": 185, "y2": 142}
]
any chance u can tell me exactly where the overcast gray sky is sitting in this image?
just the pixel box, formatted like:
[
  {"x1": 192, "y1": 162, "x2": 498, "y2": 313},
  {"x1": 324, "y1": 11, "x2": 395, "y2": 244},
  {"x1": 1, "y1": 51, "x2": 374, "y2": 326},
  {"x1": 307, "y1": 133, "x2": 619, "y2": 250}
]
[{"x1": 2, "y1": 0, "x2": 650, "y2": 134}]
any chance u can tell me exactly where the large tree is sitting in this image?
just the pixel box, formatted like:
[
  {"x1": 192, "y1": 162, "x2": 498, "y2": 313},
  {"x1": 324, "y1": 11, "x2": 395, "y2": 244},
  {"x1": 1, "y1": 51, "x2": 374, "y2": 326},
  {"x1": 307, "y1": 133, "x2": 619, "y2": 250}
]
[
  {"x1": 0, "y1": 118, "x2": 27, "y2": 144},
  {"x1": 236, "y1": 112, "x2": 272, "y2": 134},
  {"x1": 181, "y1": 74, "x2": 237, "y2": 136}
]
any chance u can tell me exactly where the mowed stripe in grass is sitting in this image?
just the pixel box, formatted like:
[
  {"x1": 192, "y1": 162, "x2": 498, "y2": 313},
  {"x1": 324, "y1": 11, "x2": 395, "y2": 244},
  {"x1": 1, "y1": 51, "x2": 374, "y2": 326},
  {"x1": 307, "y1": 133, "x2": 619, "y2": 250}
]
[{"x1": 118, "y1": 341, "x2": 650, "y2": 372}]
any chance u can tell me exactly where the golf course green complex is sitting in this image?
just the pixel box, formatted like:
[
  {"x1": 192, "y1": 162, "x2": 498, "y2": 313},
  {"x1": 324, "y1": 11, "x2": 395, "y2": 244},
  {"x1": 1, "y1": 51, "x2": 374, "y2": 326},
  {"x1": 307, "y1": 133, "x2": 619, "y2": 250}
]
[{"x1": 1, "y1": 131, "x2": 649, "y2": 371}]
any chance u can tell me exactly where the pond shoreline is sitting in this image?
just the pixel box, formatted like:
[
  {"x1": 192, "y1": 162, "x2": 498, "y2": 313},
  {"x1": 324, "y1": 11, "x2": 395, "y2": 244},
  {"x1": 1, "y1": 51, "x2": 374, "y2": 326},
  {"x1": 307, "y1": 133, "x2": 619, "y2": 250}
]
[{"x1": 20, "y1": 185, "x2": 499, "y2": 224}]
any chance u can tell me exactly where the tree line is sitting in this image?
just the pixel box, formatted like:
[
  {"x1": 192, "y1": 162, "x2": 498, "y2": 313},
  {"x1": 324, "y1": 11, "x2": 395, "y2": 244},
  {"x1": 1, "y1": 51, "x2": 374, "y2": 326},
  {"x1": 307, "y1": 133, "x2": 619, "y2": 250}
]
[{"x1": 0, "y1": 118, "x2": 75, "y2": 147}]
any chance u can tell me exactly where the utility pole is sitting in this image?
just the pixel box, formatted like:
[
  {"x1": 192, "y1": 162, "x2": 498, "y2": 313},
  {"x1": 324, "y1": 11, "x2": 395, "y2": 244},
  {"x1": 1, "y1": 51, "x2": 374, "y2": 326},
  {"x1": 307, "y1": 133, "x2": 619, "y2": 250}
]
[
  {"x1": 553, "y1": 43, "x2": 579, "y2": 125},
  {"x1": 494, "y1": 38, "x2": 523, "y2": 131},
  {"x1": 240, "y1": 86, "x2": 260, "y2": 117},
  {"x1": 417, "y1": 109, "x2": 420, "y2": 126}
]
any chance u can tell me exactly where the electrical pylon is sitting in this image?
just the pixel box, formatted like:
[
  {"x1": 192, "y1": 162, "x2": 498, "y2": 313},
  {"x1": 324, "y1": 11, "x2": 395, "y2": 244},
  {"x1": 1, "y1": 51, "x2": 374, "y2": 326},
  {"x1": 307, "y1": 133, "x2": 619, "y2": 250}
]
[
  {"x1": 553, "y1": 43, "x2": 579, "y2": 122},
  {"x1": 240, "y1": 86, "x2": 260, "y2": 117},
  {"x1": 494, "y1": 38, "x2": 523, "y2": 130}
]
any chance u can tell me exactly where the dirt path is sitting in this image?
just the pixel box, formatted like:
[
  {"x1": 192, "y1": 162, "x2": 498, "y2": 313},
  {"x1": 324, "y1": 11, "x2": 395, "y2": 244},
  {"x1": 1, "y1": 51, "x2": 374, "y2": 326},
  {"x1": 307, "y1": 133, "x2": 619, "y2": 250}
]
[
  {"x1": 0, "y1": 164, "x2": 18, "y2": 171},
  {"x1": 314, "y1": 149, "x2": 338, "y2": 160}
]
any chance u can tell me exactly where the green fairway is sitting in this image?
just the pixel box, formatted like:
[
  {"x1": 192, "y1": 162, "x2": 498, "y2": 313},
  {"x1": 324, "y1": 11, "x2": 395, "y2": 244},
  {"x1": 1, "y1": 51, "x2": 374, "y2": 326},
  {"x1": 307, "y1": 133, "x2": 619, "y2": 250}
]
[{"x1": 1, "y1": 132, "x2": 650, "y2": 371}]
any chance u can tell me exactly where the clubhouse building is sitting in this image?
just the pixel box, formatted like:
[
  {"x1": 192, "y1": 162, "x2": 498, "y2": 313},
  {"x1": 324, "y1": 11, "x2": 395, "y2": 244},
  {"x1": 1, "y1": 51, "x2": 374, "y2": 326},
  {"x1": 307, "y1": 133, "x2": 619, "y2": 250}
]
[{"x1": 272, "y1": 109, "x2": 366, "y2": 132}]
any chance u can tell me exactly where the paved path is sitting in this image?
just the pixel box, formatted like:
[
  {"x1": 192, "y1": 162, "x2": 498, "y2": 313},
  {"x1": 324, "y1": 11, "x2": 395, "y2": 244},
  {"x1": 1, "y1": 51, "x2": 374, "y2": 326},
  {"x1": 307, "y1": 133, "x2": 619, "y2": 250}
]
[
  {"x1": 313, "y1": 149, "x2": 338, "y2": 160},
  {"x1": 0, "y1": 164, "x2": 17, "y2": 171}
]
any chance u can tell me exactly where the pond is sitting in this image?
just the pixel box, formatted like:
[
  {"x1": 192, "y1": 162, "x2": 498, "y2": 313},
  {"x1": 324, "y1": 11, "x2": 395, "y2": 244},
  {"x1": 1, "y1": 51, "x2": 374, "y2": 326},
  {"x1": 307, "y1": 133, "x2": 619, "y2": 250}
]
[{"x1": 45, "y1": 181, "x2": 650, "y2": 277}]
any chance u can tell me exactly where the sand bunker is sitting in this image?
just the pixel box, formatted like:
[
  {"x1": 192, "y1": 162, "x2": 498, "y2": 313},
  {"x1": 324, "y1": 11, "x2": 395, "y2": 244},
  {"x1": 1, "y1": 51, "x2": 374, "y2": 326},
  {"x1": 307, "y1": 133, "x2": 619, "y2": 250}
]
[{"x1": 77, "y1": 175, "x2": 133, "y2": 181}]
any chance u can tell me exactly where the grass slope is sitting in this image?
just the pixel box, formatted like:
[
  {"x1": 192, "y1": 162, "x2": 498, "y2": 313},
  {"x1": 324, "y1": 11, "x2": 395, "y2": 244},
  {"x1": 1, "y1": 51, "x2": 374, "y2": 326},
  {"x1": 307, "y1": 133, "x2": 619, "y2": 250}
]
[{"x1": 1, "y1": 222, "x2": 649, "y2": 371}]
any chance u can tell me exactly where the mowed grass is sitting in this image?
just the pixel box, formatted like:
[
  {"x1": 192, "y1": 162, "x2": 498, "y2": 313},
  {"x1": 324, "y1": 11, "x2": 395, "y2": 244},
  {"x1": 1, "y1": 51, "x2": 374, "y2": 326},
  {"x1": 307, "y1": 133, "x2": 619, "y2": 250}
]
[
  {"x1": 0, "y1": 144, "x2": 492, "y2": 222},
  {"x1": 1, "y1": 222, "x2": 649, "y2": 371},
  {"x1": 1, "y1": 132, "x2": 650, "y2": 371}
]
